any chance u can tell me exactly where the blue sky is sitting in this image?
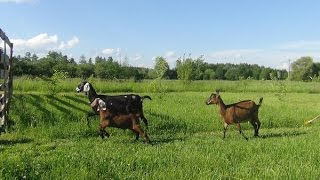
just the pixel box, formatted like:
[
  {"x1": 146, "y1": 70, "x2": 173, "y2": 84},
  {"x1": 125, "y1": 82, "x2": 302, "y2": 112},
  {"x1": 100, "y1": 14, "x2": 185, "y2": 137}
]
[{"x1": 1, "y1": 0, "x2": 320, "y2": 69}]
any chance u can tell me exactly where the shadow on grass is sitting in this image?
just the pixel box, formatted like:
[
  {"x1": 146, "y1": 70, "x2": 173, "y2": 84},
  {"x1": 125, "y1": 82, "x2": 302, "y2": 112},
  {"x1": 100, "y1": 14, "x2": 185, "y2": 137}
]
[
  {"x1": 0, "y1": 138, "x2": 33, "y2": 145},
  {"x1": 64, "y1": 94, "x2": 89, "y2": 105},
  {"x1": 145, "y1": 111, "x2": 191, "y2": 144},
  {"x1": 259, "y1": 130, "x2": 307, "y2": 139}
]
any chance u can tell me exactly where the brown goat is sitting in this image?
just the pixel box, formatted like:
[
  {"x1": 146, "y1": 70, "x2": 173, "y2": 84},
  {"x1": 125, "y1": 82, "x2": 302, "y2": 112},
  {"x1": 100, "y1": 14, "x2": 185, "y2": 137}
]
[
  {"x1": 91, "y1": 98, "x2": 151, "y2": 143},
  {"x1": 206, "y1": 90, "x2": 263, "y2": 140}
]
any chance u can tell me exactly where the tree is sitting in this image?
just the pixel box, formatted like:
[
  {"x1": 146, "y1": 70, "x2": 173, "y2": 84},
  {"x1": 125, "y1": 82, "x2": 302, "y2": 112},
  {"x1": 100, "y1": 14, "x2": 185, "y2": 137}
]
[
  {"x1": 192, "y1": 56, "x2": 205, "y2": 80},
  {"x1": 259, "y1": 67, "x2": 272, "y2": 80},
  {"x1": 154, "y1": 56, "x2": 169, "y2": 79},
  {"x1": 176, "y1": 57, "x2": 193, "y2": 82},
  {"x1": 215, "y1": 64, "x2": 225, "y2": 80},
  {"x1": 203, "y1": 69, "x2": 215, "y2": 80},
  {"x1": 79, "y1": 55, "x2": 87, "y2": 64},
  {"x1": 291, "y1": 56, "x2": 313, "y2": 81},
  {"x1": 224, "y1": 67, "x2": 239, "y2": 80},
  {"x1": 94, "y1": 56, "x2": 121, "y2": 79}
]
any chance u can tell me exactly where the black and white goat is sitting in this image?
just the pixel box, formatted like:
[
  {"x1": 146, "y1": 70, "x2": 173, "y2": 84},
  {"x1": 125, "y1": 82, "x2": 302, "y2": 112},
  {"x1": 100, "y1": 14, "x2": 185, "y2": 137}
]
[{"x1": 76, "y1": 81, "x2": 151, "y2": 128}]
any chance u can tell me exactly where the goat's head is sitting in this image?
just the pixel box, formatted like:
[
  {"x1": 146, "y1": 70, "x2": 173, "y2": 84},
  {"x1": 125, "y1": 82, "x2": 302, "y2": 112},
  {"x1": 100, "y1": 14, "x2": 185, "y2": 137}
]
[
  {"x1": 76, "y1": 81, "x2": 90, "y2": 93},
  {"x1": 206, "y1": 90, "x2": 220, "y2": 105},
  {"x1": 90, "y1": 98, "x2": 107, "y2": 111}
]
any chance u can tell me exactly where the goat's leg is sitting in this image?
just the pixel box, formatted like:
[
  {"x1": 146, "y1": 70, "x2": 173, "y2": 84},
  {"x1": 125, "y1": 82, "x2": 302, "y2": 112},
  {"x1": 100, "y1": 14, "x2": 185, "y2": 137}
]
[
  {"x1": 131, "y1": 129, "x2": 140, "y2": 140},
  {"x1": 99, "y1": 120, "x2": 110, "y2": 139},
  {"x1": 250, "y1": 120, "x2": 259, "y2": 137},
  {"x1": 140, "y1": 113, "x2": 149, "y2": 130},
  {"x1": 132, "y1": 124, "x2": 151, "y2": 144},
  {"x1": 223, "y1": 122, "x2": 228, "y2": 139},
  {"x1": 255, "y1": 118, "x2": 261, "y2": 137},
  {"x1": 237, "y1": 123, "x2": 248, "y2": 141}
]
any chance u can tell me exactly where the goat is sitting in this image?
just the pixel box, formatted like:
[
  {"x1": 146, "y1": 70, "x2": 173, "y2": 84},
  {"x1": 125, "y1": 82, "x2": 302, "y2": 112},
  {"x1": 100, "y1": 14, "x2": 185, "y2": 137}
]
[
  {"x1": 206, "y1": 90, "x2": 263, "y2": 140},
  {"x1": 91, "y1": 98, "x2": 151, "y2": 143},
  {"x1": 76, "y1": 81, "x2": 151, "y2": 128}
]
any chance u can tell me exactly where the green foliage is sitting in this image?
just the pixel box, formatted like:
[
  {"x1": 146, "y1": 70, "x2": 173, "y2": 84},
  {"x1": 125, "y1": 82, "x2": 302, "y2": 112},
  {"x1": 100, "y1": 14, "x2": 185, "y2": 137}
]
[
  {"x1": 291, "y1": 56, "x2": 314, "y2": 81},
  {"x1": 148, "y1": 77, "x2": 168, "y2": 98},
  {"x1": 176, "y1": 57, "x2": 193, "y2": 83},
  {"x1": 154, "y1": 56, "x2": 169, "y2": 79},
  {"x1": 46, "y1": 70, "x2": 69, "y2": 95},
  {"x1": 13, "y1": 51, "x2": 296, "y2": 81},
  {"x1": 203, "y1": 69, "x2": 215, "y2": 80}
]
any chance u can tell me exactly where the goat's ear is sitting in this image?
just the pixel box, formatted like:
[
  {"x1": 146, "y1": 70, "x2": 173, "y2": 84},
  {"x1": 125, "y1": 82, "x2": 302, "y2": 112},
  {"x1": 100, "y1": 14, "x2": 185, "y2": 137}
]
[
  {"x1": 215, "y1": 89, "x2": 220, "y2": 94},
  {"x1": 90, "y1": 98, "x2": 98, "y2": 107}
]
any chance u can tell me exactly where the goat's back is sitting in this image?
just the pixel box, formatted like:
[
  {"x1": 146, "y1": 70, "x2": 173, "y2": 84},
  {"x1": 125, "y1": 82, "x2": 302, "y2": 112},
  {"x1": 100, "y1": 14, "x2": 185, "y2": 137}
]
[
  {"x1": 225, "y1": 100, "x2": 260, "y2": 122},
  {"x1": 97, "y1": 94, "x2": 143, "y2": 114}
]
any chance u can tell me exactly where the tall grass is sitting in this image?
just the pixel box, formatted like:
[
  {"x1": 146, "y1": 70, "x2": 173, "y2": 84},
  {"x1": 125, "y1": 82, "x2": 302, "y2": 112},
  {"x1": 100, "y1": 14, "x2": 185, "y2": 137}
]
[{"x1": 13, "y1": 76, "x2": 320, "y2": 93}]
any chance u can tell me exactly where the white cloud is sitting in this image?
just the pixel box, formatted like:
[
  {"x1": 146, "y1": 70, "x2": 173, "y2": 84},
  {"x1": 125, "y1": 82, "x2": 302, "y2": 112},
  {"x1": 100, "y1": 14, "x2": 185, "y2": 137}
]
[
  {"x1": 277, "y1": 40, "x2": 320, "y2": 50},
  {"x1": 204, "y1": 45, "x2": 320, "y2": 70},
  {"x1": 12, "y1": 33, "x2": 79, "y2": 55},
  {"x1": 165, "y1": 51, "x2": 177, "y2": 59},
  {"x1": 0, "y1": 0, "x2": 36, "y2": 4},
  {"x1": 102, "y1": 48, "x2": 115, "y2": 55},
  {"x1": 58, "y1": 36, "x2": 79, "y2": 50},
  {"x1": 133, "y1": 54, "x2": 143, "y2": 61}
]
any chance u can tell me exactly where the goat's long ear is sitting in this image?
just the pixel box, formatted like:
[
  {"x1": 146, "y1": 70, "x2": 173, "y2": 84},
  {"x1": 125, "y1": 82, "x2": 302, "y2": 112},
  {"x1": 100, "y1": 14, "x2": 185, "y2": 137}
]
[
  {"x1": 90, "y1": 98, "x2": 98, "y2": 107},
  {"x1": 215, "y1": 89, "x2": 220, "y2": 95}
]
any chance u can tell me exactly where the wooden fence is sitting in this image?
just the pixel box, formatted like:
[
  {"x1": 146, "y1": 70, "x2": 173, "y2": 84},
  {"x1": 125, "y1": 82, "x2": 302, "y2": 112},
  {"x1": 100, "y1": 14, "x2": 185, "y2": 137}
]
[{"x1": 0, "y1": 28, "x2": 13, "y2": 134}]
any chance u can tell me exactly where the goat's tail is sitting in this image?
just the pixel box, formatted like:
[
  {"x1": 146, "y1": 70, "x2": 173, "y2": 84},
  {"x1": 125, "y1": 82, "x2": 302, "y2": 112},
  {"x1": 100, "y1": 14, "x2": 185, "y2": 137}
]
[
  {"x1": 258, "y1": 97, "x2": 263, "y2": 106},
  {"x1": 142, "y1": 95, "x2": 152, "y2": 101}
]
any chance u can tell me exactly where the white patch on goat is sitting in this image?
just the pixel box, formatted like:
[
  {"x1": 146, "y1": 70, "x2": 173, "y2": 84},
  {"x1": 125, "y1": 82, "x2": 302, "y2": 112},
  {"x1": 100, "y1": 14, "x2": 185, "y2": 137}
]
[
  {"x1": 98, "y1": 99, "x2": 107, "y2": 110},
  {"x1": 132, "y1": 95, "x2": 136, "y2": 99},
  {"x1": 83, "y1": 83, "x2": 90, "y2": 92},
  {"x1": 124, "y1": 96, "x2": 127, "y2": 98}
]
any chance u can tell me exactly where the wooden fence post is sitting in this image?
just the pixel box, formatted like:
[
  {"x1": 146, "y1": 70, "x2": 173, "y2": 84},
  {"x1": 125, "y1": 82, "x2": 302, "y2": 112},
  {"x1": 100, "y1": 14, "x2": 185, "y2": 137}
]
[{"x1": 0, "y1": 28, "x2": 14, "y2": 134}]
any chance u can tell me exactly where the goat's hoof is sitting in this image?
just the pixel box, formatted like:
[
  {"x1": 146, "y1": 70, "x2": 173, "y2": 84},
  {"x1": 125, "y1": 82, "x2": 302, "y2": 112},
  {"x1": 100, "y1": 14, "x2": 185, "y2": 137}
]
[{"x1": 99, "y1": 132, "x2": 105, "y2": 139}]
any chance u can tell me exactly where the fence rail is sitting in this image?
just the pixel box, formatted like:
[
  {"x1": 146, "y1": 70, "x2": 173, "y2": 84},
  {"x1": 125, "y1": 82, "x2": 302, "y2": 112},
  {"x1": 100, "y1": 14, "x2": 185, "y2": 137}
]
[{"x1": 0, "y1": 28, "x2": 14, "y2": 134}]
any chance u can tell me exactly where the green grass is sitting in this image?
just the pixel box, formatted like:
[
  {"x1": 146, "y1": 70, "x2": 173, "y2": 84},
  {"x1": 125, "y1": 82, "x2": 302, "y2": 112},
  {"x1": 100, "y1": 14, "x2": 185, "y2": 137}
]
[
  {"x1": 1, "y1": 79, "x2": 320, "y2": 179},
  {"x1": 13, "y1": 76, "x2": 320, "y2": 93}
]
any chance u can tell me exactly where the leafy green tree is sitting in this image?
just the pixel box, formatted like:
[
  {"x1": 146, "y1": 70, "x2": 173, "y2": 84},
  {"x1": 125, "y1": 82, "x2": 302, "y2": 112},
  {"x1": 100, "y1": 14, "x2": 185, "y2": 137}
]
[
  {"x1": 215, "y1": 64, "x2": 225, "y2": 80},
  {"x1": 203, "y1": 69, "x2": 215, "y2": 80},
  {"x1": 291, "y1": 56, "x2": 313, "y2": 81},
  {"x1": 224, "y1": 67, "x2": 239, "y2": 80},
  {"x1": 79, "y1": 55, "x2": 87, "y2": 64},
  {"x1": 176, "y1": 57, "x2": 193, "y2": 82},
  {"x1": 78, "y1": 63, "x2": 95, "y2": 78},
  {"x1": 259, "y1": 67, "x2": 273, "y2": 80},
  {"x1": 251, "y1": 64, "x2": 261, "y2": 80},
  {"x1": 192, "y1": 56, "x2": 205, "y2": 80},
  {"x1": 94, "y1": 56, "x2": 121, "y2": 79},
  {"x1": 154, "y1": 56, "x2": 169, "y2": 79}
]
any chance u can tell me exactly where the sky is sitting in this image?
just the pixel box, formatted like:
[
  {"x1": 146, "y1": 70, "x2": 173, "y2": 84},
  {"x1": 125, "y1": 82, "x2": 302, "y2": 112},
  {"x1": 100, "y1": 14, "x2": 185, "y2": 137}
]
[{"x1": 1, "y1": 0, "x2": 320, "y2": 70}]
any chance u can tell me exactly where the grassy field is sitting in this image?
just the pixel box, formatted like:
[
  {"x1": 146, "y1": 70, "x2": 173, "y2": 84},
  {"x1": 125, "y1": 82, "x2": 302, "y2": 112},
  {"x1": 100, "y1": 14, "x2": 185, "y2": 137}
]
[{"x1": 1, "y1": 79, "x2": 320, "y2": 179}]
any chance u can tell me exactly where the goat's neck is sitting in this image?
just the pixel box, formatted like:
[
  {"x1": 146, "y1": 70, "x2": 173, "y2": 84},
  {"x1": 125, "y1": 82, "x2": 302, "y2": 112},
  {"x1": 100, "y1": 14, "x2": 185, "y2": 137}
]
[
  {"x1": 216, "y1": 96, "x2": 227, "y2": 116},
  {"x1": 87, "y1": 84, "x2": 98, "y2": 103}
]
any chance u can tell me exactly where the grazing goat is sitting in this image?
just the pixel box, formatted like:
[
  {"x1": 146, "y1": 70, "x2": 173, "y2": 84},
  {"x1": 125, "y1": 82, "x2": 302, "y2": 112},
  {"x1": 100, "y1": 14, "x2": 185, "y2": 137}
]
[
  {"x1": 91, "y1": 98, "x2": 151, "y2": 143},
  {"x1": 76, "y1": 81, "x2": 151, "y2": 128},
  {"x1": 206, "y1": 90, "x2": 263, "y2": 140}
]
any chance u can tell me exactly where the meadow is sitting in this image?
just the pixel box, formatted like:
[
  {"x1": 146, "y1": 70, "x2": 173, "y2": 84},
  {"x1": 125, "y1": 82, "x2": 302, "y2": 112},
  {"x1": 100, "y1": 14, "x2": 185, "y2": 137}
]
[{"x1": 1, "y1": 78, "x2": 320, "y2": 179}]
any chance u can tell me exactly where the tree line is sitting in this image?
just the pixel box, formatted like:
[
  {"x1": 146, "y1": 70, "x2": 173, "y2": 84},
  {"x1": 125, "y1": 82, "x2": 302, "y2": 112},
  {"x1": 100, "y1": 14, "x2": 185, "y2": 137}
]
[{"x1": 11, "y1": 51, "x2": 320, "y2": 81}]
